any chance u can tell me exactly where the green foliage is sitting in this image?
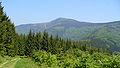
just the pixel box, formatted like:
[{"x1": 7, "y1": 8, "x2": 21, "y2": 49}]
[
  {"x1": 32, "y1": 51, "x2": 57, "y2": 67},
  {"x1": 0, "y1": 2, "x2": 16, "y2": 56},
  {"x1": 32, "y1": 49, "x2": 120, "y2": 68},
  {"x1": 24, "y1": 30, "x2": 35, "y2": 56},
  {"x1": 14, "y1": 58, "x2": 40, "y2": 68},
  {"x1": 34, "y1": 32, "x2": 42, "y2": 50},
  {"x1": 15, "y1": 34, "x2": 26, "y2": 56}
]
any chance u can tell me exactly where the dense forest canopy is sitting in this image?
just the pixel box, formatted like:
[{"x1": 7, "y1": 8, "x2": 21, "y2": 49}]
[{"x1": 0, "y1": 2, "x2": 120, "y2": 68}]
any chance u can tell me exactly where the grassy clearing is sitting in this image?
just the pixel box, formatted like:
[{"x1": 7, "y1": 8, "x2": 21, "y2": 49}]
[
  {"x1": 0, "y1": 55, "x2": 14, "y2": 65},
  {"x1": 14, "y1": 58, "x2": 40, "y2": 68},
  {"x1": 0, "y1": 56, "x2": 40, "y2": 68},
  {"x1": 0, "y1": 58, "x2": 20, "y2": 68}
]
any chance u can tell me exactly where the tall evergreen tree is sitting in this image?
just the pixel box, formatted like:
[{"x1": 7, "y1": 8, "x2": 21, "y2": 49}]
[
  {"x1": 0, "y1": 2, "x2": 16, "y2": 56},
  {"x1": 41, "y1": 31, "x2": 49, "y2": 51},
  {"x1": 15, "y1": 34, "x2": 26, "y2": 56},
  {"x1": 25, "y1": 30, "x2": 35, "y2": 56},
  {"x1": 34, "y1": 32, "x2": 42, "y2": 50}
]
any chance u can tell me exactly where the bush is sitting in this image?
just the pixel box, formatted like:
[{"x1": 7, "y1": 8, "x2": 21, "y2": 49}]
[
  {"x1": 32, "y1": 50, "x2": 57, "y2": 67},
  {"x1": 32, "y1": 49, "x2": 120, "y2": 68}
]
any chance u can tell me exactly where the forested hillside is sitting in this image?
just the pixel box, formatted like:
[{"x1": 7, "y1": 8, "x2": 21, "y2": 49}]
[
  {"x1": 87, "y1": 21, "x2": 120, "y2": 52},
  {"x1": 16, "y1": 18, "x2": 120, "y2": 52},
  {"x1": 0, "y1": 3, "x2": 120, "y2": 68}
]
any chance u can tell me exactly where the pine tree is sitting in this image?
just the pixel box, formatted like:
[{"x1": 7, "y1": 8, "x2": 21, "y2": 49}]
[
  {"x1": 49, "y1": 35, "x2": 56, "y2": 53},
  {"x1": 41, "y1": 31, "x2": 49, "y2": 51},
  {"x1": 25, "y1": 30, "x2": 35, "y2": 56},
  {"x1": 0, "y1": 2, "x2": 16, "y2": 56},
  {"x1": 34, "y1": 32, "x2": 42, "y2": 50},
  {"x1": 15, "y1": 34, "x2": 26, "y2": 56}
]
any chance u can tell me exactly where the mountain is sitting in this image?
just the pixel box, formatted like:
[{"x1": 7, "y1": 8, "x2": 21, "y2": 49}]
[
  {"x1": 15, "y1": 18, "x2": 120, "y2": 52},
  {"x1": 16, "y1": 18, "x2": 89, "y2": 34}
]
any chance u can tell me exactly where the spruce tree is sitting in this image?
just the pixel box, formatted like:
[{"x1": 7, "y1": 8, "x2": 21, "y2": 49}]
[
  {"x1": 34, "y1": 32, "x2": 42, "y2": 50},
  {"x1": 25, "y1": 30, "x2": 35, "y2": 56},
  {"x1": 0, "y1": 2, "x2": 16, "y2": 56},
  {"x1": 41, "y1": 31, "x2": 49, "y2": 51}
]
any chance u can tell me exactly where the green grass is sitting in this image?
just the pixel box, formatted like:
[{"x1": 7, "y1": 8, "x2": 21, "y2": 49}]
[
  {"x1": 0, "y1": 56, "x2": 40, "y2": 68},
  {"x1": 0, "y1": 56, "x2": 20, "y2": 68},
  {"x1": 2, "y1": 58, "x2": 19, "y2": 68},
  {"x1": 14, "y1": 58, "x2": 40, "y2": 68},
  {"x1": 0, "y1": 55, "x2": 13, "y2": 65}
]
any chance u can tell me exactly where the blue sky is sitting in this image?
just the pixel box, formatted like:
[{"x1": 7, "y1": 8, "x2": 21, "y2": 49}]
[{"x1": 1, "y1": 0, "x2": 120, "y2": 25}]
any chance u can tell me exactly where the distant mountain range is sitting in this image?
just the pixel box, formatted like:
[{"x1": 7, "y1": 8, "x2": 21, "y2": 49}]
[{"x1": 15, "y1": 18, "x2": 120, "y2": 52}]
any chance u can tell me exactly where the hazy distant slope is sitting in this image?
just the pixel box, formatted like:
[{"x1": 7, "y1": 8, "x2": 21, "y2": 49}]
[
  {"x1": 16, "y1": 23, "x2": 47, "y2": 34},
  {"x1": 87, "y1": 21, "x2": 120, "y2": 51},
  {"x1": 16, "y1": 18, "x2": 93, "y2": 34},
  {"x1": 15, "y1": 18, "x2": 120, "y2": 51}
]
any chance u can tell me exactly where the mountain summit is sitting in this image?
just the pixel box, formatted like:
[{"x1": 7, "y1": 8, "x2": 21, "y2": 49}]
[{"x1": 50, "y1": 18, "x2": 81, "y2": 23}]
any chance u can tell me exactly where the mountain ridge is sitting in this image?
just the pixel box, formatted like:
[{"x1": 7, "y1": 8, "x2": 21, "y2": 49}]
[
  {"x1": 16, "y1": 18, "x2": 120, "y2": 27},
  {"x1": 15, "y1": 18, "x2": 120, "y2": 52}
]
